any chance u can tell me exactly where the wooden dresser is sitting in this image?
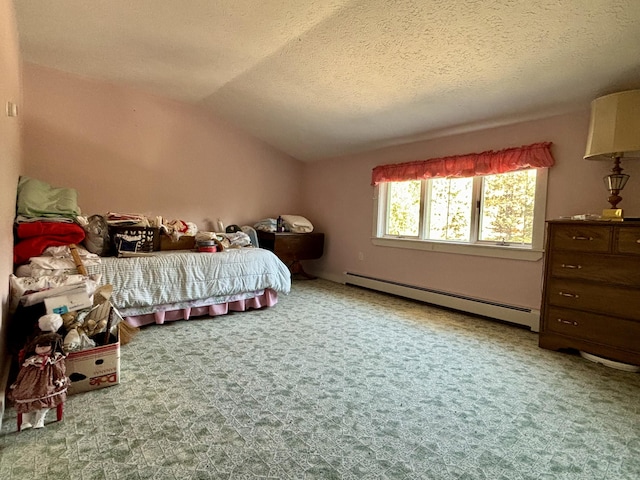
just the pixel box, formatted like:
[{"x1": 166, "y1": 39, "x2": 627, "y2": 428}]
[
  {"x1": 539, "y1": 220, "x2": 640, "y2": 365},
  {"x1": 257, "y1": 231, "x2": 324, "y2": 279}
]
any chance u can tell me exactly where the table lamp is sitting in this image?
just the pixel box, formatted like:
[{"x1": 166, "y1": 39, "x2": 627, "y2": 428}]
[{"x1": 584, "y1": 89, "x2": 640, "y2": 220}]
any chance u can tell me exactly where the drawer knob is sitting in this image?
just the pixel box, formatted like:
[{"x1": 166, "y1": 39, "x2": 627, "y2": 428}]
[
  {"x1": 560, "y1": 264, "x2": 582, "y2": 269},
  {"x1": 558, "y1": 291, "x2": 579, "y2": 298},
  {"x1": 571, "y1": 235, "x2": 593, "y2": 241},
  {"x1": 557, "y1": 318, "x2": 578, "y2": 326},
  {"x1": 636, "y1": 239, "x2": 640, "y2": 244}
]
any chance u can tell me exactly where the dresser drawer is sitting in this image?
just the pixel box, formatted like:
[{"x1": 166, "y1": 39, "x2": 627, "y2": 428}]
[
  {"x1": 548, "y1": 252, "x2": 640, "y2": 287},
  {"x1": 546, "y1": 278, "x2": 640, "y2": 320},
  {"x1": 616, "y1": 227, "x2": 640, "y2": 255},
  {"x1": 545, "y1": 306, "x2": 640, "y2": 352},
  {"x1": 549, "y1": 224, "x2": 612, "y2": 252}
]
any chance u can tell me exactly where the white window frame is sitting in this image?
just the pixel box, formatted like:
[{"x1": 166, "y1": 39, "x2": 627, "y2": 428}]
[{"x1": 372, "y1": 168, "x2": 549, "y2": 261}]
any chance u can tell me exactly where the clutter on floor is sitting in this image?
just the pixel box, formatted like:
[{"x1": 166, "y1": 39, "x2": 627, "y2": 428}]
[{"x1": 7, "y1": 175, "x2": 297, "y2": 431}]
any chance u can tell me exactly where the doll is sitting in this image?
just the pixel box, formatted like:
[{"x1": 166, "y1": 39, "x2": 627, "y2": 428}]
[{"x1": 10, "y1": 332, "x2": 69, "y2": 430}]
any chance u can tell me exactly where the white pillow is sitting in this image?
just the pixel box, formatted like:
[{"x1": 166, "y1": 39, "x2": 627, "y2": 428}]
[{"x1": 281, "y1": 215, "x2": 314, "y2": 233}]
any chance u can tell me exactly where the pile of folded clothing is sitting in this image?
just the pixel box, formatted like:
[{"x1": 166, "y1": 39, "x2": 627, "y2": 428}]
[
  {"x1": 14, "y1": 177, "x2": 85, "y2": 266},
  {"x1": 254, "y1": 218, "x2": 277, "y2": 232}
]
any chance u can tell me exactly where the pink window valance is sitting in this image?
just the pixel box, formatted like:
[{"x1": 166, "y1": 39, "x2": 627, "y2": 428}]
[{"x1": 371, "y1": 142, "x2": 554, "y2": 186}]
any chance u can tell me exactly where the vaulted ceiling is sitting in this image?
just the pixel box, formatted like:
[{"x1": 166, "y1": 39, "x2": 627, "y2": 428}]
[{"x1": 14, "y1": 1, "x2": 640, "y2": 161}]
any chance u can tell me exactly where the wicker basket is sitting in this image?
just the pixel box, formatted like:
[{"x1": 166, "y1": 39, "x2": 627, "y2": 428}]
[{"x1": 109, "y1": 226, "x2": 160, "y2": 255}]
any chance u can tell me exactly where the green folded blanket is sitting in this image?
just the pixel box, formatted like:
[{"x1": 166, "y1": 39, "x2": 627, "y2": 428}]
[{"x1": 17, "y1": 176, "x2": 80, "y2": 219}]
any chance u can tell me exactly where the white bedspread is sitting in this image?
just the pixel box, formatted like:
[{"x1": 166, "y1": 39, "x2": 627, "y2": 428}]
[{"x1": 85, "y1": 248, "x2": 291, "y2": 311}]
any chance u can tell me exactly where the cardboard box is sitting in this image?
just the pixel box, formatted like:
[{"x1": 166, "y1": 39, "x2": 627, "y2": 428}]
[
  {"x1": 66, "y1": 331, "x2": 120, "y2": 395},
  {"x1": 160, "y1": 234, "x2": 195, "y2": 251}
]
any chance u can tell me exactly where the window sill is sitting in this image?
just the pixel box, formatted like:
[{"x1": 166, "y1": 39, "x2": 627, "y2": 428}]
[{"x1": 371, "y1": 237, "x2": 544, "y2": 261}]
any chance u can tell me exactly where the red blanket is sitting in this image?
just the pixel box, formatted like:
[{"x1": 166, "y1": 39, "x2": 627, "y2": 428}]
[{"x1": 14, "y1": 222, "x2": 86, "y2": 265}]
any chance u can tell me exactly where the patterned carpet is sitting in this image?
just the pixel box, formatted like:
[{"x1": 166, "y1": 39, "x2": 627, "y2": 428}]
[{"x1": 1, "y1": 279, "x2": 639, "y2": 479}]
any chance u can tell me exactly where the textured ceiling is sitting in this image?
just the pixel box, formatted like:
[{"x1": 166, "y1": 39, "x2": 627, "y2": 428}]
[{"x1": 14, "y1": 0, "x2": 640, "y2": 162}]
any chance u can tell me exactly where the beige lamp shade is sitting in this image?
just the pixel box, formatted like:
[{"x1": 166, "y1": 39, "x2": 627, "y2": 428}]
[{"x1": 584, "y1": 89, "x2": 640, "y2": 160}]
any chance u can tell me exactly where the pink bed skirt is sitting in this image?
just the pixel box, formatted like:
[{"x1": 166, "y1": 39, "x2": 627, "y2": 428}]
[{"x1": 123, "y1": 289, "x2": 279, "y2": 328}]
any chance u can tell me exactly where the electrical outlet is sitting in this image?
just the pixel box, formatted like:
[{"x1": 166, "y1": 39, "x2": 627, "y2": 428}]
[{"x1": 358, "y1": 252, "x2": 364, "y2": 261}]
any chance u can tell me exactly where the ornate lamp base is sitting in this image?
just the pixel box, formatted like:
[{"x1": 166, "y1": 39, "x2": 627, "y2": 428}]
[{"x1": 602, "y1": 208, "x2": 624, "y2": 221}]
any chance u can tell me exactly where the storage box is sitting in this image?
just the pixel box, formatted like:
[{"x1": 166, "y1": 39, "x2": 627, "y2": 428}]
[
  {"x1": 109, "y1": 226, "x2": 160, "y2": 255},
  {"x1": 66, "y1": 330, "x2": 120, "y2": 395},
  {"x1": 160, "y1": 234, "x2": 196, "y2": 251},
  {"x1": 44, "y1": 287, "x2": 92, "y2": 315}
]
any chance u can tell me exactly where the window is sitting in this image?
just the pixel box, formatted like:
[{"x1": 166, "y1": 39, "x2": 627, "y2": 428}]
[{"x1": 372, "y1": 143, "x2": 553, "y2": 260}]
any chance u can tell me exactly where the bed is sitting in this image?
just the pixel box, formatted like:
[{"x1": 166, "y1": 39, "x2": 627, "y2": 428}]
[
  {"x1": 14, "y1": 247, "x2": 291, "y2": 328},
  {"x1": 85, "y1": 248, "x2": 291, "y2": 327}
]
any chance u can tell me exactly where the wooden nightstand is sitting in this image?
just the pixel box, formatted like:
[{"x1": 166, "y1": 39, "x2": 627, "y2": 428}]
[{"x1": 257, "y1": 231, "x2": 324, "y2": 279}]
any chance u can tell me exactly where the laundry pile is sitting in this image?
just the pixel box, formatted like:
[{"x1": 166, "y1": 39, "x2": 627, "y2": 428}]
[{"x1": 14, "y1": 176, "x2": 85, "y2": 265}]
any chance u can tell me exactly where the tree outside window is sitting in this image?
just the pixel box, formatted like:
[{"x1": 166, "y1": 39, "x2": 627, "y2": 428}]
[{"x1": 381, "y1": 169, "x2": 540, "y2": 247}]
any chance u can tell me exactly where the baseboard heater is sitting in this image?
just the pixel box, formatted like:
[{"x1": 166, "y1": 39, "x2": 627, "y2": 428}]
[{"x1": 343, "y1": 272, "x2": 540, "y2": 332}]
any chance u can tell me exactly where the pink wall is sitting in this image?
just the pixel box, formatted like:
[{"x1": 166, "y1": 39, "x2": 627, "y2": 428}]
[
  {"x1": 0, "y1": 0, "x2": 23, "y2": 419},
  {"x1": 19, "y1": 61, "x2": 640, "y2": 314},
  {"x1": 21, "y1": 64, "x2": 303, "y2": 229},
  {"x1": 302, "y1": 111, "x2": 640, "y2": 311}
]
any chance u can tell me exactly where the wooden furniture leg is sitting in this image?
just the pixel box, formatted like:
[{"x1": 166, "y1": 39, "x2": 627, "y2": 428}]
[{"x1": 288, "y1": 260, "x2": 316, "y2": 280}]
